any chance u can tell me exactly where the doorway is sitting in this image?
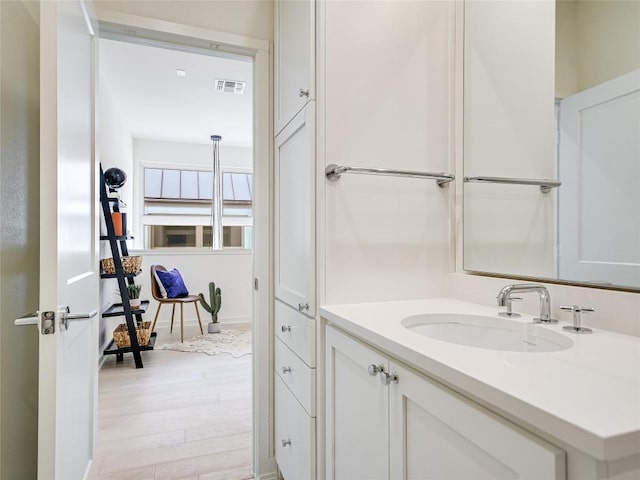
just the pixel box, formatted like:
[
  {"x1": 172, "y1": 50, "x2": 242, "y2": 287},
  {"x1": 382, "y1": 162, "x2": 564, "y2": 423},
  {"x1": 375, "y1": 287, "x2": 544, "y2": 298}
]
[{"x1": 90, "y1": 19, "x2": 272, "y2": 479}]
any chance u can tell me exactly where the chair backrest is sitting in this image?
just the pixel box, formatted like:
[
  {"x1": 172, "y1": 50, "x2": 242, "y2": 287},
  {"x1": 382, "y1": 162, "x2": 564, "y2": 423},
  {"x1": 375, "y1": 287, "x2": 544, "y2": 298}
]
[{"x1": 150, "y1": 264, "x2": 167, "y2": 302}]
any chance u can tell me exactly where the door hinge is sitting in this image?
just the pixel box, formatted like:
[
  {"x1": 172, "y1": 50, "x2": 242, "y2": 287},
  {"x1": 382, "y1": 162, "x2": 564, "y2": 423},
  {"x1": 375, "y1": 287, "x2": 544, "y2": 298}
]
[{"x1": 254, "y1": 278, "x2": 259, "y2": 291}]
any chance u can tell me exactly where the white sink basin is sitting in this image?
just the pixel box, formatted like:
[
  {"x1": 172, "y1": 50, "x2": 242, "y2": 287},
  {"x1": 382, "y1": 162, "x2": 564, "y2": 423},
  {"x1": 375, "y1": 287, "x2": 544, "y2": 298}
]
[{"x1": 402, "y1": 313, "x2": 573, "y2": 352}]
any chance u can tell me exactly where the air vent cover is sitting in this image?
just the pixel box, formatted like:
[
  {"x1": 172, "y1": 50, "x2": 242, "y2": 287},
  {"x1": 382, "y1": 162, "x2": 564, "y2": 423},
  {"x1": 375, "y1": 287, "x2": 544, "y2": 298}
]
[{"x1": 215, "y1": 79, "x2": 246, "y2": 94}]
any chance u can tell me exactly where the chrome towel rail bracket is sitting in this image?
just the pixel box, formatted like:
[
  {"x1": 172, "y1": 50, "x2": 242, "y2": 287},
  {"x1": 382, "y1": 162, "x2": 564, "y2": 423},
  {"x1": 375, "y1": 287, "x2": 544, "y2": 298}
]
[{"x1": 464, "y1": 176, "x2": 561, "y2": 193}]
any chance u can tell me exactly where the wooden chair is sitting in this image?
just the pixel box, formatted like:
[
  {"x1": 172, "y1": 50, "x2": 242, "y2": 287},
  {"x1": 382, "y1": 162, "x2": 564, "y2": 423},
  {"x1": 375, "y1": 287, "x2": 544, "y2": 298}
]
[{"x1": 150, "y1": 264, "x2": 204, "y2": 343}]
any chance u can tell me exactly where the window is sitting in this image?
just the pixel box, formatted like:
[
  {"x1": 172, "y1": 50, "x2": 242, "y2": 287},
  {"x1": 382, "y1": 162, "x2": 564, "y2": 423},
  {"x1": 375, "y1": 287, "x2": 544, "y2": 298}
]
[{"x1": 142, "y1": 167, "x2": 253, "y2": 250}]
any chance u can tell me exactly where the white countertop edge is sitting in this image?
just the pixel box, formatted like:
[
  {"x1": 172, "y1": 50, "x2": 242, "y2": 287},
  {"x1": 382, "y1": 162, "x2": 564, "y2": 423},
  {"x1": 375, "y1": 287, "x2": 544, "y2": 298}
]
[{"x1": 319, "y1": 299, "x2": 640, "y2": 462}]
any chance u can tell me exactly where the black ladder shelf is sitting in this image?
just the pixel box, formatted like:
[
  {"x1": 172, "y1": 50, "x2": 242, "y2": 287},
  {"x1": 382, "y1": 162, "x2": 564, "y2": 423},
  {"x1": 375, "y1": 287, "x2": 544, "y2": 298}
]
[{"x1": 99, "y1": 165, "x2": 154, "y2": 368}]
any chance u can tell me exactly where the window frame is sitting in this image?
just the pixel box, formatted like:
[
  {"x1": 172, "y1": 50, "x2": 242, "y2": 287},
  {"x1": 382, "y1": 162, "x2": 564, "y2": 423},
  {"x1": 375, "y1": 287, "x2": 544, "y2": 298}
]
[{"x1": 135, "y1": 161, "x2": 254, "y2": 252}]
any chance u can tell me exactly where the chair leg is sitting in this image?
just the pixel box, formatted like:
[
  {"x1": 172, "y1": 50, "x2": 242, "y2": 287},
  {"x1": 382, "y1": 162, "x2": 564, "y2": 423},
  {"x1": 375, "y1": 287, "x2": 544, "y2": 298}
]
[
  {"x1": 194, "y1": 302, "x2": 204, "y2": 335},
  {"x1": 170, "y1": 304, "x2": 176, "y2": 333},
  {"x1": 180, "y1": 302, "x2": 184, "y2": 343},
  {"x1": 151, "y1": 303, "x2": 162, "y2": 332}
]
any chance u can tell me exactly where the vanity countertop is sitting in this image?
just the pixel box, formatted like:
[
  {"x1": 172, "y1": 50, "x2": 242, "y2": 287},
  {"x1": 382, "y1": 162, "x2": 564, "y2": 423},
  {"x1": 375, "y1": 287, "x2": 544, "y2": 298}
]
[{"x1": 319, "y1": 298, "x2": 640, "y2": 462}]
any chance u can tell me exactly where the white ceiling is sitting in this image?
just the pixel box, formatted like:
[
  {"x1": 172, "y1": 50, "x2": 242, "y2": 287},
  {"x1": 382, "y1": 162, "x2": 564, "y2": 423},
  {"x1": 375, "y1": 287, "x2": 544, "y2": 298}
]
[{"x1": 99, "y1": 38, "x2": 253, "y2": 147}]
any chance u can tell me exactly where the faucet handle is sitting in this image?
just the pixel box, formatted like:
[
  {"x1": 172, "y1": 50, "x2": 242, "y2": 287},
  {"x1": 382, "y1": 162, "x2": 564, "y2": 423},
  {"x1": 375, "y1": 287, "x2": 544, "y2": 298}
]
[
  {"x1": 560, "y1": 305, "x2": 594, "y2": 334},
  {"x1": 498, "y1": 296, "x2": 522, "y2": 318}
]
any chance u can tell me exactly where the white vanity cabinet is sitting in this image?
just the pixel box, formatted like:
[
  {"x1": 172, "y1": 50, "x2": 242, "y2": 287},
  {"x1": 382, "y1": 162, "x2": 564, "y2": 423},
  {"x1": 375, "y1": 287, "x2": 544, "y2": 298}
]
[
  {"x1": 274, "y1": 0, "x2": 315, "y2": 134},
  {"x1": 274, "y1": 103, "x2": 316, "y2": 317},
  {"x1": 326, "y1": 325, "x2": 567, "y2": 480}
]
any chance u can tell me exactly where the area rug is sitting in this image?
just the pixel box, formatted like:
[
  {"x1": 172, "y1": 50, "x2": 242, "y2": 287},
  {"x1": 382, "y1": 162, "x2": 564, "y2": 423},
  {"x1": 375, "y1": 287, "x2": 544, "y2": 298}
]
[{"x1": 158, "y1": 328, "x2": 252, "y2": 358}]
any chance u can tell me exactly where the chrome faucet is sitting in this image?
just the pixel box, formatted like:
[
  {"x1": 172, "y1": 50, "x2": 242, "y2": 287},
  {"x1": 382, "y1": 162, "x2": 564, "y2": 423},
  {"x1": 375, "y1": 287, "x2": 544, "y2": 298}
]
[{"x1": 496, "y1": 284, "x2": 557, "y2": 323}]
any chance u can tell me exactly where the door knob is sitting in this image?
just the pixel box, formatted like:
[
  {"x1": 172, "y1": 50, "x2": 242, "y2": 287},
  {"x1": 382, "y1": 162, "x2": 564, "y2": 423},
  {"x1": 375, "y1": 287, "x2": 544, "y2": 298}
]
[
  {"x1": 59, "y1": 306, "x2": 98, "y2": 331},
  {"x1": 15, "y1": 310, "x2": 56, "y2": 335},
  {"x1": 14, "y1": 311, "x2": 40, "y2": 326}
]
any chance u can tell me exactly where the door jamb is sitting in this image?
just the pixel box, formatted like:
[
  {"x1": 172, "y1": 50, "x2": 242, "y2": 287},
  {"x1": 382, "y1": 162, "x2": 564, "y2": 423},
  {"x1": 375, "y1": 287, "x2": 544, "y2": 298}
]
[{"x1": 94, "y1": 10, "x2": 275, "y2": 479}]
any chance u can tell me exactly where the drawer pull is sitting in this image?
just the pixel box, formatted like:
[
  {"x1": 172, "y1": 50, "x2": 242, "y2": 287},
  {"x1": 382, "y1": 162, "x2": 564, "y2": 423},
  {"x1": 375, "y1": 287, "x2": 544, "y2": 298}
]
[
  {"x1": 281, "y1": 325, "x2": 291, "y2": 333},
  {"x1": 282, "y1": 438, "x2": 292, "y2": 447},
  {"x1": 282, "y1": 366, "x2": 292, "y2": 374},
  {"x1": 298, "y1": 88, "x2": 309, "y2": 98},
  {"x1": 368, "y1": 364, "x2": 384, "y2": 376},
  {"x1": 298, "y1": 303, "x2": 309, "y2": 312}
]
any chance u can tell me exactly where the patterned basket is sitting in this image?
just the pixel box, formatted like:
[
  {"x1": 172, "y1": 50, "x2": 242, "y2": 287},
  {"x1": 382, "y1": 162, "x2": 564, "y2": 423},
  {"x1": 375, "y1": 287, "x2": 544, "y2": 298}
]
[
  {"x1": 113, "y1": 321, "x2": 152, "y2": 348},
  {"x1": 101, "y1": 256, "x2": 143, "y2": 275}
]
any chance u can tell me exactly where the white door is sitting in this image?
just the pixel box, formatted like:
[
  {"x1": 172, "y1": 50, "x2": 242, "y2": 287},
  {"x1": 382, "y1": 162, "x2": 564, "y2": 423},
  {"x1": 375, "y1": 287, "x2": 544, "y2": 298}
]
[
  {"x1": 389, "y1": 362, "x2": 565, "y2": 479},
  {"x1": 274, "y1": 103, "x2": 316, "y2": 316},
  {"x1": 39, "y1": 1, "x2": 98, "y2": 478},
  {"x1": 558, "y1": 70, "x2": 640, "y2": 287},
  {"x1": 325, "y1": 326, "x2": 389, "y2": 480}
]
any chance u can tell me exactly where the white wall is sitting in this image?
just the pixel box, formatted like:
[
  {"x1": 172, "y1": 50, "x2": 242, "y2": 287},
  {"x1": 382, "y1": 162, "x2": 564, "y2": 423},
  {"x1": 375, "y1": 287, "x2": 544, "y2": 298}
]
[
  {"x1": 98, "y1": 81, "x2": 133, "y2": 207},
  {"x1": 134, "y1": 138, "x2": 252, "y2": 170},
  {"x1": 556, "y1": 0, "x2": 640, "y2": 98},
  {"x1": 321, "y1": 0, "x2": 455, "y2": 305},
  {"x1": 100, "y1": 250, "x2": 252, "y2": 350},
  {"x1": 576, "y1": 0, "x2": 640, "y2": 93},
  {"x1": 0, "y1": 1, "x2": 39, "y2": 477},
  {"x1": 94, "y1": 0, "x2": 274, "y2": 43}
]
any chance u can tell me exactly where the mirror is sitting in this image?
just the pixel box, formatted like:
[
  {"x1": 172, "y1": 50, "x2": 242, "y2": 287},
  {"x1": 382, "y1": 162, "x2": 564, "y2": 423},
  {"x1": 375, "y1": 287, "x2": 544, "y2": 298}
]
[{"x1": 463, "y1": 0, "x2": 640, "y2": 291}]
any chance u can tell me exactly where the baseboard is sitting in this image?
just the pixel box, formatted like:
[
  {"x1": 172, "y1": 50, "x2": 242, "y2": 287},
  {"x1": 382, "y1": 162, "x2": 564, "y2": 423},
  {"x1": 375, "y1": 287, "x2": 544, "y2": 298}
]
[
  {"x1": 82, "y1": 458, "x2": 93, "y2": 480},
  {"x1": 153, "y1": 315, "x2": 252, "y2": 331},
  {"x1": 255, "y1": 471, "x2": 279, "y2": 480},
  {"x1": 98, "y1": 353, "x2": 107, "y2": 369}
]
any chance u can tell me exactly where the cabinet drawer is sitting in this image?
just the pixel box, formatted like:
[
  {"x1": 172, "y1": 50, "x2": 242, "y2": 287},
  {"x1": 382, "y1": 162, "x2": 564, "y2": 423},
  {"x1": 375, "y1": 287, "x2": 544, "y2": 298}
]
[
  {"x1": 275, "y1": 375, "x2": 316, "y2": 480},
  {"x1": 275, "y1": 337, "x2": 316, "y2": 417},
  {"x1": 275, "y1": 299, "x2": 316, "y2": 367}
]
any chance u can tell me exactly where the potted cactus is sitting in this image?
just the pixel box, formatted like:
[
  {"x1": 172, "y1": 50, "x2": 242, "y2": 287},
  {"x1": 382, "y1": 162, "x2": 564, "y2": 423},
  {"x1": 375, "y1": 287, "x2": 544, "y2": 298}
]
[
  {"x1": 199, "y1": 282, "x2": 222, "y2": 333},
  {"x1": 126, "y1": 283, "x2": 142, "y2": 309}
]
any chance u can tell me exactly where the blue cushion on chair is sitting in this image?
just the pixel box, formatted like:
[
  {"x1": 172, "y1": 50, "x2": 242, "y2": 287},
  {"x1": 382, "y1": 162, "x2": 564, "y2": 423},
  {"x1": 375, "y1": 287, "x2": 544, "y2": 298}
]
[{"x1": 155, "y1": 269, "x2": 189, "y2": 298}]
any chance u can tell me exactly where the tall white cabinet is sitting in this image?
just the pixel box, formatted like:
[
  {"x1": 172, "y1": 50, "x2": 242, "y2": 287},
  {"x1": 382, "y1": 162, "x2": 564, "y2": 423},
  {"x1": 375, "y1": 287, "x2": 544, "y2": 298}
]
[
  {"x1": 275, "y1": 0, "x2": 315, "y2": 134},
  {"x1": 325, "y1": 325, "x2": 566, "y2": 480},
  {"x1": 274, "y1": 1, "x2": 317, "y2": 478}
]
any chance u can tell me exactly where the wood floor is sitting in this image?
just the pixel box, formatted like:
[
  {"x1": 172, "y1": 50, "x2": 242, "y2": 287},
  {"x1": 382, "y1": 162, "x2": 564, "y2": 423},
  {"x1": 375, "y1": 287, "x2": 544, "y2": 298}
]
[{"x1": 89, "y1": 324, "x2": 253, "y2": 480}]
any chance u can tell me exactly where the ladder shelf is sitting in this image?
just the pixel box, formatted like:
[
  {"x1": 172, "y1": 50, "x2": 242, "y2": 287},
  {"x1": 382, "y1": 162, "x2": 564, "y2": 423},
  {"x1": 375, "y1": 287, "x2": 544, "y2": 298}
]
[{"x1": 99, "y1": 164, "x2": 152, "y2": 368}]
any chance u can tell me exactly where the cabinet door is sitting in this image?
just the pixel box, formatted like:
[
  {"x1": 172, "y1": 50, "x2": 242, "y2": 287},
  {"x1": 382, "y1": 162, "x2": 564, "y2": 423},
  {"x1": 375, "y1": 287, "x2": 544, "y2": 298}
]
[
  {"x1": 275, "y1": 103, "x2": 315, "y2": 317},
  {"x1": 275, "y1": 0, "x2": 315, "y2": 134},
  {"x1": 325, "y1": 326, "x2": 389, "y2": 480},
  {"x1": 275, "y1": 375, "x2": 316, "y2": 480},
  {"x1": 389, "y1": 362, "x2": 566, "y2": 480}
]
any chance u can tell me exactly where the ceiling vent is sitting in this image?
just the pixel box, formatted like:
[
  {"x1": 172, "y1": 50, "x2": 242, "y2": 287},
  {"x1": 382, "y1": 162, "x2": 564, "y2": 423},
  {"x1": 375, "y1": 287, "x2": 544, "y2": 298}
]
[{"x1": 215, "y1": 79, "x2": 246, "y2": 94}]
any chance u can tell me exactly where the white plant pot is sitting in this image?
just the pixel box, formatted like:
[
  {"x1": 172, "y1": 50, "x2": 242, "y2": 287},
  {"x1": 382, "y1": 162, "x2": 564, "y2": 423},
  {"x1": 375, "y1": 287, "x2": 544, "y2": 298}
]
[
  {"x1": 208, "y1": 322, "x2": 221, "y2": 334},
  {"x1": 129, "y1": 299, "x2": 141, "y2": 310}
]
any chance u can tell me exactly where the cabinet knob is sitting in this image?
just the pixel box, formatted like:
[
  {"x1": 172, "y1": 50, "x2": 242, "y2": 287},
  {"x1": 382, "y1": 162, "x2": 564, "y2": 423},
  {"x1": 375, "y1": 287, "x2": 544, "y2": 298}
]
[
  {"x1": 368, "y1": 364, "x2": 384, "y2": 376},
  {"x1": 298, "y1": 88, "x2": 309, "y2": 98},
  {"x1": 298, "y1": 303, "x2": 309, "y2": 312},
  {"x1": 380, "y1": 371, "x2": 399, "y2": 386},
  {"x1": 281, "y1": 366, "x2": 292, "y2": 374},
  {"x1": 560, "y1": 305, "x2": 594, "y2": 334},
  {"x1": 282, "y1": 438, "x2": 292, "y2": 447},
  {"x1": 281, "y1": 325, "x2": 291, "y2": 333}
]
